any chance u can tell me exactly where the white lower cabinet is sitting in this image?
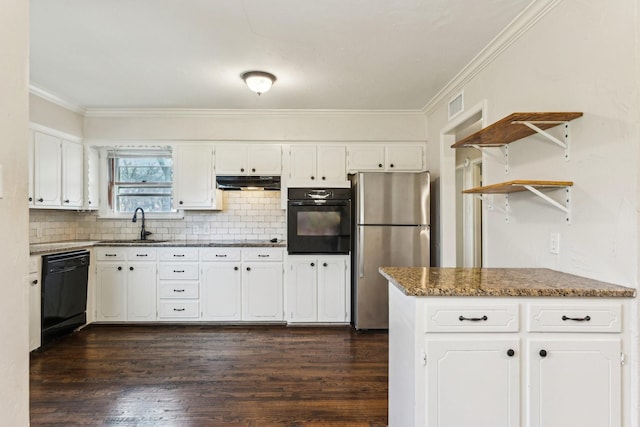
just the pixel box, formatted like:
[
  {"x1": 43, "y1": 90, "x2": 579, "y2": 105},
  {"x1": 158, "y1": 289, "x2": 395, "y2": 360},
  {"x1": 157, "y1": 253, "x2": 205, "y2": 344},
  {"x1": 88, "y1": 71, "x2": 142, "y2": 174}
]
[
  {"x1": 242, "y1": 262, "x2": 283, "y2": 321},
  {"x1": 95, "y1": 247, "x2": 157, "y2": 321},
  {"x1": 388, "y1": 286, "x2": 630, "y2": 427},
  {"x1": 158, "y1": 248, "x2": 200, "y2": 321},
  {"x1": 28, "y1": 255, "x2": 42, "y2": 351},
  {"x1": 286, "y1": 255, "x2": 350, "y2": 324},
  {"x1": 201, "y1": 262, "x2": 242, "y2": 320},
  {"x1": 94, "y1": 246, "x2": 287, "y2": 323},
  {"x1": 425, "y1": 337, "x2": 520, "y2": 427},
  {"x1": 527, "y1": 337, "x2": 621, "y2": 427}
]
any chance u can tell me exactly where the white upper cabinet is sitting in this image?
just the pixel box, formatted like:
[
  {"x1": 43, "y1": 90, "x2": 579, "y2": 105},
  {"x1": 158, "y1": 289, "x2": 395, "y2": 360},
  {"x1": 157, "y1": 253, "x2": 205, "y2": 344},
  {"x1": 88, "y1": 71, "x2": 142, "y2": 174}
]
[
  {"x1": 61, "y1": 140, "x2": 84, "y2": 208},
  {"x1": 287, "y1": 144, "x2": 348, "y2": 187},
  {"x1": 174, "y1": 144, "x2": 218, "y2": 209},
  {"x1": 32, "y1": 128, "x2": 85, "y2": 210},
  {"x1": 28, "y1": 131, "x2": 34, "y2": 206},
  {"x1": 215, "y1": 144, "x2": 281, "y2": 175},
  {"x1": 348, "y1": 144, "x2": 425, "y2": 172},
  {"x1": 247, "y1": 145, "x2": 282, "y2": 175},
  {"x1": 85, "y1": 146, "x2": 100, "y2": 210},
  {"x1": 33, "y1": 131, "x2": 62, "y2": 207}
]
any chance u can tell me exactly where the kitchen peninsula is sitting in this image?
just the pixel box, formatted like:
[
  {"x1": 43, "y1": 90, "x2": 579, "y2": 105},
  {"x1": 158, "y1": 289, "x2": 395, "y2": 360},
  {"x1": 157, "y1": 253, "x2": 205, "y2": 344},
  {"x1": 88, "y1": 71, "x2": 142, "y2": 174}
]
[{"x1": 380, "y1": 267, "x2": 635, "y2": 427}]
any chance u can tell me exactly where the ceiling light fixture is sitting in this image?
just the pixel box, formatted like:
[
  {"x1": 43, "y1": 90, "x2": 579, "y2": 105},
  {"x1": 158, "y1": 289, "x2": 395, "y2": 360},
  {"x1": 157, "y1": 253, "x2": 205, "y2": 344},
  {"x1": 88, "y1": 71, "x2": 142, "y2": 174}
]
[{"x1": 241, "y1": 71, "x2": 276, "y2": 95}]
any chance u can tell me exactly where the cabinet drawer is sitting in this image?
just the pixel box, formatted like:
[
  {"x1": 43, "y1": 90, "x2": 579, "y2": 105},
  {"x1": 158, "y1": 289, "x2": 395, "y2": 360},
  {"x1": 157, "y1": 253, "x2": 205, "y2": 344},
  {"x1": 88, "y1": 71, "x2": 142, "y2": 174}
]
[
  {"x1": 159, "y1": 282, "x2": 199, "y2": 299},
  {"x1": 242, "y1": 248, "x2": 284, "y2": 262},
  {"x1": 158, "y1": 263, "x2": 199, "y2": 280},
  {"x1": 527, "y1": 303, "x2": 622, "y2": 333},
  {"x1": 159, "y1": 247, "x2": 199, "y2": 261},
  {"x1": 127, "y1": 247, "x2": 157, "y2": 261},
  {"x1": 158, "y1": 301, "x2": 199, "y2": 318},
  {"x1": 95, "y1": 247, "x2": 127, "y2": 261},
  {"x1": 200, "y1": 247, "x2": 241, "y2": 261},
  {"x1": 425, "y1": 304, "x2": 519, "y2": 332}
]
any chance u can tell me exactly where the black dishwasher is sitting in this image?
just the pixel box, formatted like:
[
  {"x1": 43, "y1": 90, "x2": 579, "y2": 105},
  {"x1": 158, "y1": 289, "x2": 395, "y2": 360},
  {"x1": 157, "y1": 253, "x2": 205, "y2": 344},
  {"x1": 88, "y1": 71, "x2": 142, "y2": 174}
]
[{"x1": 41, "y1": 250, "x2": 90, "y2": 346}]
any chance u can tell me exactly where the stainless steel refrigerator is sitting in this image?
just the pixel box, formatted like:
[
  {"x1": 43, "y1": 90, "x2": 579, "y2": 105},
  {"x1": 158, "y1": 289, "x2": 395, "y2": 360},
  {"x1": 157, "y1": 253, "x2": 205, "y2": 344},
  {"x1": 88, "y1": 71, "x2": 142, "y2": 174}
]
[{"x1": 350, "y1": 172, "x2": 430, "y2": 329}]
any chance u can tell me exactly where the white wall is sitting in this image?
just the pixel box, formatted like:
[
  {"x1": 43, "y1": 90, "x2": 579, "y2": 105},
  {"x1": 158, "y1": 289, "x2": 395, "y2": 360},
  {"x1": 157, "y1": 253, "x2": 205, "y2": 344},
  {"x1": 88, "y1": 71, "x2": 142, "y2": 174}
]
[
  {"x1": 0, "y1": 0, "x2": 30, "y2": 424},
  {"x1": 83, "y1": 110, "x2": 427, "y2": 142},
  {"x1": 30, "y1": 93, "x2": 84, "y2": 137},
  {"x1": 426, "y1": 0, "x2": 639, "y2": 288}
]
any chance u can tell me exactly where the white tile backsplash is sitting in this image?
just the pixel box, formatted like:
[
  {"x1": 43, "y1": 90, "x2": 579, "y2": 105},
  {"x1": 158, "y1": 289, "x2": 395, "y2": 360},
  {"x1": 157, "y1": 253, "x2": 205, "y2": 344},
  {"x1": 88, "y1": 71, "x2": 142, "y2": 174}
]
[{"x1": 29, "y1": 191, "x2": 285, "y2": 244}]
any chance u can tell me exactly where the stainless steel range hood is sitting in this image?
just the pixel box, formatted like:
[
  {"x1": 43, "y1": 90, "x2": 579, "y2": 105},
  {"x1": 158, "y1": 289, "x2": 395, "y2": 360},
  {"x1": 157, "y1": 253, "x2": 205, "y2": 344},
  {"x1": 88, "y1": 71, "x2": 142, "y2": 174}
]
[{"x1": 216, "y1": 175, "x2": 281, "y2": 191}]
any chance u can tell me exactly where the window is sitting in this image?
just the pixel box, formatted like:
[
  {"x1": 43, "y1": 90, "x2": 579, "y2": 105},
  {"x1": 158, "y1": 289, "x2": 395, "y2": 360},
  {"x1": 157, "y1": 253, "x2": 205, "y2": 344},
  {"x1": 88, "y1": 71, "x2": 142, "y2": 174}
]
[{"x1": 107, "y1": 149, "x2": 173, "y2": 213}]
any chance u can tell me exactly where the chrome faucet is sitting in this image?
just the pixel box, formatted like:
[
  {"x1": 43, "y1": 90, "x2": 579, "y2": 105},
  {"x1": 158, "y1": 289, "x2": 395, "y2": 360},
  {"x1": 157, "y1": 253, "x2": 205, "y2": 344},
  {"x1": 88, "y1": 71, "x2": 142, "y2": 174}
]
[{"x1": 132, "y1": 207, "x2": 152, "y2": 240}]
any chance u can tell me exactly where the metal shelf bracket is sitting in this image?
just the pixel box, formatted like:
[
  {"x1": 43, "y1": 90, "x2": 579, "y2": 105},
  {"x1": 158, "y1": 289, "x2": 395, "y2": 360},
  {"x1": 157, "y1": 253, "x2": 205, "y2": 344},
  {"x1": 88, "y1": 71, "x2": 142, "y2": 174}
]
[
  {"x1": 521, "y1": 185, "x2": 571, "y2": 223},
  {"x1": 474, "y1": 194, "x2": 510, "y2": 223},
  {"x1": 471, "y1": 144, "x2": 510, "y2": 174},
  {"x1": 512, "y1": 121, "x2": 571, "y2": 161}
]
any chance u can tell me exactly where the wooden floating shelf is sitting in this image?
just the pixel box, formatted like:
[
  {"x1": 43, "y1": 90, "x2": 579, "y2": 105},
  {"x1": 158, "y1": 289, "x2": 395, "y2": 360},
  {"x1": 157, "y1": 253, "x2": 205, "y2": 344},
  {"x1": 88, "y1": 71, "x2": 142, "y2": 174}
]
[
  {"x1": 451, "y1": 112, "x2": 583, "y2": 149},
  {"x1": 463, "y1": 180, "x2": 573, "y2": 195}
]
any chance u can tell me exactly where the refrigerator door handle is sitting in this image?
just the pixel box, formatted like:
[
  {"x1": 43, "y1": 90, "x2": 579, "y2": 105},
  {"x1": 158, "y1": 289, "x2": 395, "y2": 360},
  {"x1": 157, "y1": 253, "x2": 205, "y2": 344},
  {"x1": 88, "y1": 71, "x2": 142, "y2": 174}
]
[{"x1": 358, "y1": 228, "x2": 365, "y2": 278}]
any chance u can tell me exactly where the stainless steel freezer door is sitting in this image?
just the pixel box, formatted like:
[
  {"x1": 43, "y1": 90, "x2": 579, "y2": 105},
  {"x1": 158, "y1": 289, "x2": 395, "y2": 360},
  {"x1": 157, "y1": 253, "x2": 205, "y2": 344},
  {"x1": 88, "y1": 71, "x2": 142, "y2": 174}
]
[
  {"x1": 354, "y1": 224, "x2": 429, "y2": 329},
  {"x1": 356, "y1": 172, "x2": 430, "y2": 225}
]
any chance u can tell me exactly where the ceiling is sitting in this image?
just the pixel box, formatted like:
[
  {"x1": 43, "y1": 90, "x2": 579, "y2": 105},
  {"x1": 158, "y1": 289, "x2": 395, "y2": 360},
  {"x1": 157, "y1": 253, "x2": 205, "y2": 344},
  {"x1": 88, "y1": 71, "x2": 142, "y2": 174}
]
[{"x1": 30, "y1": 0, "x2": 532, "y2": 111}]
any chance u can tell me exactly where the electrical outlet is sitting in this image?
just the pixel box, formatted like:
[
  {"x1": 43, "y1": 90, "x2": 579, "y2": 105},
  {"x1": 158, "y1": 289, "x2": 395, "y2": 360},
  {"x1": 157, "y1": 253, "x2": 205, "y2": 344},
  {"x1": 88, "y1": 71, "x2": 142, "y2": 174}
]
[{"x1": 549, "y1": 232, "x2": 560, "y2": 255}]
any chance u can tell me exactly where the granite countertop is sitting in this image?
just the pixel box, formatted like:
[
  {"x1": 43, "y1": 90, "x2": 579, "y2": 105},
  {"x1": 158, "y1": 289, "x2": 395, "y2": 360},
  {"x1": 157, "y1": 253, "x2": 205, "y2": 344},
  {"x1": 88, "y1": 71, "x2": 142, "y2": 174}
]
[
  {"x1": 379, "y1": 267, "x2": 636, "y2": 298},
  {"x1": 30, "y1": 239, "x2": 286, "y2": 255}
]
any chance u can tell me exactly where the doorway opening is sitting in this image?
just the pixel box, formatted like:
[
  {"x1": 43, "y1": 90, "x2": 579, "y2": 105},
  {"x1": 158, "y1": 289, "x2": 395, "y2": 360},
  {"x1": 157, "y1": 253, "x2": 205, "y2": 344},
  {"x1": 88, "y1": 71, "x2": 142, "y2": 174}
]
[{"x1": 442, "y1": 104, "x2": 485, "y2": 268}]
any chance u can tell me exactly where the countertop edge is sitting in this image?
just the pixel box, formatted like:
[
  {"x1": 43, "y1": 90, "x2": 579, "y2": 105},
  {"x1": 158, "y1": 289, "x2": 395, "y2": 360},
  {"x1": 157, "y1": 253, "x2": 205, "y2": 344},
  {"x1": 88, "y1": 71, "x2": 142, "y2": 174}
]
[
  {"x1": 30, "y1": 240, "x2": 287, "y2": 255},
  {"x1": 379, "y1": 267, "x2": 636, "y2": 298}
]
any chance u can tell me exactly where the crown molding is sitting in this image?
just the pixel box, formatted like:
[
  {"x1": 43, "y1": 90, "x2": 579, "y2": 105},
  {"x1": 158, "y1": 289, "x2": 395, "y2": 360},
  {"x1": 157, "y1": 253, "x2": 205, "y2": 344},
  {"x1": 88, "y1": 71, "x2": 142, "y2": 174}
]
[
  {"x1": 83, "y1": 107, "x2": 425, "y2": 118},
  {"x1": 421, "y1": 0, "x2": 562, "y2": 115},
  {"x1": 29, "y1": 84, "x2": 86, "y2": 115}
]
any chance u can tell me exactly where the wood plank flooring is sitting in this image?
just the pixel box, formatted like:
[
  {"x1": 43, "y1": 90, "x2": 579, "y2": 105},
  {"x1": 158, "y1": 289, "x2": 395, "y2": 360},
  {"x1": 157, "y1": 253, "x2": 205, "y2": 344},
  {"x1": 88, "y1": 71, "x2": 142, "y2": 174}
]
[{"x1": 30, "y1": 325, "x2": 388, "y2": 426}]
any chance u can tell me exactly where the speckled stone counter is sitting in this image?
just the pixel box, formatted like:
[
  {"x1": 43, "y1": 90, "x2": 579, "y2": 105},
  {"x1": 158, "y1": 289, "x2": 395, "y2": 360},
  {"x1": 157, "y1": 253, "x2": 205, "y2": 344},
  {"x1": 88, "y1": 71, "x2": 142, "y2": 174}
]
[
  {"x1": 30, "y1": 239, "x2": 286, "y2": 255},
  {"x1": 379, "y1": 267, "x2": 636, "y2": 298}
]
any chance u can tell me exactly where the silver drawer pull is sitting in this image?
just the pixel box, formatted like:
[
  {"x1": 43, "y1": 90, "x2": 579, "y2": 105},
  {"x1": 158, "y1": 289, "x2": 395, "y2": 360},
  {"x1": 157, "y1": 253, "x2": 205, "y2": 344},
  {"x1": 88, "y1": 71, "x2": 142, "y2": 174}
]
[
  {"x1": 105, "y1": 254, "x2": 117, "y2": 257},
  {"x1": 136, "y1": 254, "x2": 148, "y2": 257},
  {"x1": 459, "y1": 315, "x2": 488, "y2": 322},
  {"x1": 173, "y1": 289, "x2": 185, "y2": 293},
  {"x1": 562, "y1": 315, "x2": 591, "y2": 322},
  {"x1": 173, "y1": 270, "x2": 185, "y2": 273},
  {"x1": 258, "y1": 254, "x2": 270, "y2": 258},
  {"x1": 173, "y1": 308, "x2": 186, "y2": 312},
  {"x1": 173, "y1": 254, "x2": 185, "y2": 257},
  {"x1": 215, "y1": 254, "x2": 227, "y2": 258}
]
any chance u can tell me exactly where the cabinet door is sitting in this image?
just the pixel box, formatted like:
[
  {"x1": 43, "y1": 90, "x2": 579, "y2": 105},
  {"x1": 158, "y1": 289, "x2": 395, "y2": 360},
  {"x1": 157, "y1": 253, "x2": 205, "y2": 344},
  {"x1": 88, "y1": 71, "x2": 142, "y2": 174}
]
[
  {"x1": 175, "y1": 144, "x2": 213, "y2": 209},
  {"x1": 127, "y1": 263, "x2": 157, "y2": 321},
  {"x1": 317, "y1": 258, "x2": 347, "y2": 322},
  {"x1": 287, "y1": 259, "x2": 317, "y2": 322},
  {"x1": 347, "y1": 145, "x2": 385, "y2": 172},
  {"x1": 86, "y1": 146, "x2": 100, "y2": 209},
  {"x1": 215, "y1": 144, "x2": 248, "y2": 175},
  {"x1": 242, "y1": 262, "x2": 283, "y2": 321},
  {"x1": 317, "y1": 145, "x2": 346, "y2": 183},
  {"x1": 201, "y1": 262, "x2": 242, "y2": 320},
  {"x1": 386, "y1": 145, "x2": 424, "y2": 171},
  {"x1": 28, "y1": 130, "x2": 34, "y2": 205},
  {"x1": 288, "y1": 145, "x2": 317, "y2": 184},
  {"x1": 425, "y1": 337, "x2": 520, "y2": 427},
  {"x1": 528, "y1": 338, "x2": 621, "y2": 427},
  {"x1": 28, "y1": 271, "x2": 41, "y2": 351},
  {"x1": 96, "y1": 263, "x2": 127, "y2": 321},
  {"x1": 248, "y1": 145, "x2": 282, "y2": 175},
  {"x1": 61, "y1": 140, "x2": 84, "y2": 208},
  {"x1": 33, "y1": 131, "x2": 61, "y2": 206}
]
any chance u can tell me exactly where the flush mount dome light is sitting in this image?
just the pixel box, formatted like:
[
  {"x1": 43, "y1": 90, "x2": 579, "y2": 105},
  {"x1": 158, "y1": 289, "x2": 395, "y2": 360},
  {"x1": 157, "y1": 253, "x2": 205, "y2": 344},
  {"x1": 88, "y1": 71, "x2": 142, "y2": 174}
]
[{"x1": 242, "y1": 71, "x2": 276, "y2": 95}]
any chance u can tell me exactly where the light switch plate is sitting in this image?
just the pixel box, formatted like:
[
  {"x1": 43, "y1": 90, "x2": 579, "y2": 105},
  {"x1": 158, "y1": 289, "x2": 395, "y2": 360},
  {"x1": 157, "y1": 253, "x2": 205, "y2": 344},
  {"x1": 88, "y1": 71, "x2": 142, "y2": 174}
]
[{"x1": 549, "y1": 232, "x2": 560, "y2": 254}]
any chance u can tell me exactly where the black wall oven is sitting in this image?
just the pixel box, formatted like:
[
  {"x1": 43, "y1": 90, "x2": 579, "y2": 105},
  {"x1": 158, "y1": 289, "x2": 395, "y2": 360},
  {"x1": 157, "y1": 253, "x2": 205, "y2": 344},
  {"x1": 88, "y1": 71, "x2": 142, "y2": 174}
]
[{"x1": 287, "y1": 188, "x2": 351, "y2": 254}]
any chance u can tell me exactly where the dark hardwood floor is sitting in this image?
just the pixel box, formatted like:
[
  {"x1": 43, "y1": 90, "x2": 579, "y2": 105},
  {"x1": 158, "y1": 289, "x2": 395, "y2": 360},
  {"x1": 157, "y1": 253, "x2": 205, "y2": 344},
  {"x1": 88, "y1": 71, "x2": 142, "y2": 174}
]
[{"x1": 30, "y1": 325, "x2": 388, "y2": 426}]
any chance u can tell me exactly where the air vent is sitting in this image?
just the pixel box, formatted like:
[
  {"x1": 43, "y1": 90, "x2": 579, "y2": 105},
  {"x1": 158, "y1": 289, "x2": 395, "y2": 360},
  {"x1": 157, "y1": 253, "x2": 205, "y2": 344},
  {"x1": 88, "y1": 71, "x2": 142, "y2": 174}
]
[{"x1": 448, "y1": 91, "x2": 464, "y2": 120}]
